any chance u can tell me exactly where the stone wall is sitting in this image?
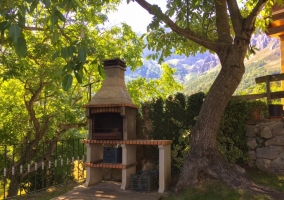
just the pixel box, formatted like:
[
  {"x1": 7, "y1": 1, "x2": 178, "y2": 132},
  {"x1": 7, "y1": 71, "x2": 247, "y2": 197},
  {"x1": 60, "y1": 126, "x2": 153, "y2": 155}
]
[{"x1": 246, "y1": 119, "x2": 284, "y2": 174}]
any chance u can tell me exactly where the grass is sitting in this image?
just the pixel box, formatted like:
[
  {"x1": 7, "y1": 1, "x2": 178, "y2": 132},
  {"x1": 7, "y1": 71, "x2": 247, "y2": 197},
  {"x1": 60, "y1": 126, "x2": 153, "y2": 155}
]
[
  {"x1": 162, "y1": 181, "x2": 271, "y2": 200},
  {"x1": 162, "y1": 167, "x2": 284, "y2": 200},
  {"x1": 247, "y1": 167, "x2": 284, "y2": 192},
  {"x1": 15, "y1": 167, "x2": 284, "y2": 200},
  {"x1": 15, "y1": 182, "x2": 82, "y2": 200}
]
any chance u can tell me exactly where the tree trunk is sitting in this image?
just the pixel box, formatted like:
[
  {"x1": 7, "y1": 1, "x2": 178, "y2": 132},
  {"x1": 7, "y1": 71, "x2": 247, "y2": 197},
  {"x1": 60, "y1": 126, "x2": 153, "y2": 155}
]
[
  {"x1": 175, "y1": 44, "x2": 284, "y2": 199},
  {"x1": 7, "y1": 175, "x2": 20, "y2": 197}
]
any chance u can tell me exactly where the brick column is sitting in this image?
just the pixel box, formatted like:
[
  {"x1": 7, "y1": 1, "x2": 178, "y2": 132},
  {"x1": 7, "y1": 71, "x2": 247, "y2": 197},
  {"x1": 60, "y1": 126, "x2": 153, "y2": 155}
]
[
  {"x1": 84, "y1": 144, "x2": 103, "y2": 186},
  {"x1": 121, "y1": 144, "x2": 136, "y2": 190}
]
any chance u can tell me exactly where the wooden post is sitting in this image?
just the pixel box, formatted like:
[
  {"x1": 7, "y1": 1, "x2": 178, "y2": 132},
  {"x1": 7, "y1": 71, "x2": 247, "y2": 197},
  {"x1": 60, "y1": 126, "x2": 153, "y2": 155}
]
[
  {"x1": 266, "y1": 75, "x2": 272, "y2": 104},
  {"x1": 280, "y1": 37, "x2": 284, "y2": 108}
]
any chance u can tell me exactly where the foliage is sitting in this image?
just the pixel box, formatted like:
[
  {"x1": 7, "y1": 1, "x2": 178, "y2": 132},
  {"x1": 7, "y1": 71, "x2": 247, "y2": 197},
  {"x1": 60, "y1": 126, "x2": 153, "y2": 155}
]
[
  {"x1": 171, "y1": 129, "x2": 190, "y2": 171},
  {"x1": 139, "y1": 92, "x2": 205, "y2": 172},
  {"x1": 139, "y1": 93, "x2": 269, "y2": 170},
  {"x1": 127, "y1": 63, "x2": 183, "y2": 106},
  {"x1": 247, "y1": 100, "x2": 269, "y2": 118},
  {"x1": 0, "y1": 2, "x2": 144, "y2": 196},
  {"x1": 133, "y1": 0, "x2": 282, "y2": 63},
  {"x1": 218, "y1": 98, "x2": 268, "y2": 163},
  {"x1": 217, "y1": 98, "x2": 250, "y2": 163},
  {"x1": 0, "y1": 0, "x2": 144, "y2": 89}
]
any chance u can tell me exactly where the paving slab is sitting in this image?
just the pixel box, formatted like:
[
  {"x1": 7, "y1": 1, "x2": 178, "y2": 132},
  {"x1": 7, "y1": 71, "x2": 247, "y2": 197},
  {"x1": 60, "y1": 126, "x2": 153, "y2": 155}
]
[{"x1": 51, "y1": 181, "x2": 163, "y2": 200}]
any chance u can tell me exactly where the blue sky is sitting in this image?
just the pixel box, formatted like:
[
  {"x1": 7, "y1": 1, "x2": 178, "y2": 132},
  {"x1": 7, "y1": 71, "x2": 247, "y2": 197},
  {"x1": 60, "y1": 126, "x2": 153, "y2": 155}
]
[{"x1": 107, "y1": 1, "x2": 166, "y2": 33}]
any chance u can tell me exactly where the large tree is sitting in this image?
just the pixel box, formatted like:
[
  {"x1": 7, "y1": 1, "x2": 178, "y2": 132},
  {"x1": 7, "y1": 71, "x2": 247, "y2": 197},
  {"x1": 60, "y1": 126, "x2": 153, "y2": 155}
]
[
  {"x1": 129, "y1": 0, "x2": 284, "y2": 197},
  {"x1": 0, "y1": 1, "x2": 185, "y2": 197},
  {"x1": 0, "y1": 0, "x2": 144, "y2": 89},
  {"x1": 0, "y1": 1, "x2": 144, "y2": 197}
]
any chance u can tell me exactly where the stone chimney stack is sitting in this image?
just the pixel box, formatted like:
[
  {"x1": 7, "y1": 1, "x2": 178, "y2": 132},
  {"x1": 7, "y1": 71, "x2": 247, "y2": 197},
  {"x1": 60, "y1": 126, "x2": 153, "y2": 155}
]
[{"x1": 88, "y1": 58, "x2": 135, "y2": 106}]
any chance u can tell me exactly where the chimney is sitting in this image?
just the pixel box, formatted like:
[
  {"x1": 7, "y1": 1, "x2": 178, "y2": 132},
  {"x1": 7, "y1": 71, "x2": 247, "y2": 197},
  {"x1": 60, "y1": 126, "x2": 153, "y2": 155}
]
[{"x1": 88, "y1": 58, "x2": 135, "y2": 107}]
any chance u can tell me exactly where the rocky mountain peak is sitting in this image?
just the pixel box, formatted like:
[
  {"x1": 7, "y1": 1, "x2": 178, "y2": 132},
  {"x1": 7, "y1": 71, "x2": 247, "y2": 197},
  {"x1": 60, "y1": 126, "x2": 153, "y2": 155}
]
[{"x1": 126, "y1": 34, "x2": 279, "y2": 83}]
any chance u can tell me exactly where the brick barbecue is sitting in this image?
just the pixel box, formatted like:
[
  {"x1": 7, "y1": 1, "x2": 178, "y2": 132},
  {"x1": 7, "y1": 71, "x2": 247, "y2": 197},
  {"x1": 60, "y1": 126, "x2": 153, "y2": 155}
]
[
  {"x1": 83, "y1": 58, "x2": 137, "y2": 140},
  {"x1": 82, "y1": 58, "x2": 171, "y2": 193}
]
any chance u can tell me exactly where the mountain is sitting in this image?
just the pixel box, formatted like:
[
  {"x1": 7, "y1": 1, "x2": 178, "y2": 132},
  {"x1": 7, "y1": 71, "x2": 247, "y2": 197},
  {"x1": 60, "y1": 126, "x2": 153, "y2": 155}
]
[
  {"x1": 183, "y1": 35, "x2": 281, "y2": 95},
  {"x1": 125, "y1": 34, "x2": 281, "y2": 95},
  {"x1": 125, "y1": 59, "x2": 161, "y2": 82}
]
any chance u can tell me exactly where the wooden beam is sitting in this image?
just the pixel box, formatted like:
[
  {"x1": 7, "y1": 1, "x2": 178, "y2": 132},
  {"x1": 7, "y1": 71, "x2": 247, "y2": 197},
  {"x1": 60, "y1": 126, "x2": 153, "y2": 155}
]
[
  {"x1": 272, "y1": 5, "x2": 284, "y2": 15},
  {"x1": 266, "y1": 25, "x2": 284, "y2": 37},
  {"x1": 271, "y1": 91, "x2": 284, "y2": 99},
  {"x1": 255, "y1": 74, "x2": 284, "y2": 83},
  {"x1": 232, "y1": 93, "x2": 267, "y2": 100},
  {"x1": 272, "y1": 12, "x2": 284, "y2": 22},
  {"x1": 270, "y1": 19, "x2": 284, "y2": 27},
  {"x1": 232, "y1": 91, "x2": 284, "y2": 101}
]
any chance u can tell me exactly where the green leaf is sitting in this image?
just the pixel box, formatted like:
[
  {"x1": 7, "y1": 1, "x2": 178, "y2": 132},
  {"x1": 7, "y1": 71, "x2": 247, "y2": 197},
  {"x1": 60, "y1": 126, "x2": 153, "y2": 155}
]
[
  {"x1": 30, "y1": 0, "x2": 39, "y2": 13},
  {"x1": 18, "y1": 6, "x2": 26, "y2": 28},
  {"x1": 52, "y1": 50, "x2": 60, "y2": 60},
  {"x1": 78, "y1": 47, "x2": 86, "y2": 63},
  {"x1": 67, "y1": 46, "x2": 74, "y2": 57},
  {"x1": 52, "y1": 31, "x2": 59, "y2": 43},
  {"x1": 9, "y1": 24, "x2": 21, "y2": 43},
  {"x1": 18, "y1": 5, "x2": 26, "y2": 17},
  {"x1": 56, "y1": 10, "x2": 66, "y2": 22},
  {"x1": 14, "y1": 37, "x2": 27, "y2": 57},
  {"x1": 18, "y1": 15, "x2": 25, "y2": 28},
  {"x1": 72, "y1": 0, "x2": 83, "y2": 8},
  {"x1": 50, "y1": 14, "x2": 58, "y2": 31},
  {"x1": 98, "y1": 65, "x2": 106, "y2": 79},
  {"x1": 74, "y1": 70, "x2": 83, "y2": 83},
  {"x1": 0, "y1": 21, "x2": 8, "y2": 31},
  {"x1": 43, "y1": 0, "x2": 51, "y2": 8},
  {"x1": 0, "y1": 9, "x2": 7, "y2": 15},
  {"x1": 62, "y1": 64, "x2": 73, "y2": 74},
  {"x1": 74, "y1": 63, "x2": 82, "y2": 71},
  {"x1": 67, "y1": 60, "x2": 76, "y2": 70},
  {"x1": 62, "y1": 74, "x2": 73, "y2": 91},
  {"x1": 61, "y1": 47, "x2": 68, "y2": 59}
]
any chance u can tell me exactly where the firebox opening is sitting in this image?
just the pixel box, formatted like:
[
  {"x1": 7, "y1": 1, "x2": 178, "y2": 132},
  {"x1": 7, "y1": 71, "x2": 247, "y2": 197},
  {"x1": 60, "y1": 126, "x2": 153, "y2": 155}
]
[{"x1": 92, "y1": 113, "x2": 123, "y2": 140}]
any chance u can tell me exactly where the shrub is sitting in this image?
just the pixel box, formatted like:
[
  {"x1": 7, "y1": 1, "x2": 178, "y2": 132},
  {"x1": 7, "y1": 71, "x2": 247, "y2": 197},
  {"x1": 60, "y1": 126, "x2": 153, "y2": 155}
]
[
  {"x1": 138, "y1": 93, "x2": 268, "y2": 173},
  {"x1": 217, "y1": 98, "x2": 268, "y2": 163}
]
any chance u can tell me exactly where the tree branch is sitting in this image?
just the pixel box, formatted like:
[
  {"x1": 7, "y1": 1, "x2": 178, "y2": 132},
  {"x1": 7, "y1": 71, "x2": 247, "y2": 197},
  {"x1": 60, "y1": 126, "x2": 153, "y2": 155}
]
[
  {"x1": 23, "y1": 26, "x2": 45, "y2": 31},
  {"x1": 215, "y1": 0, "x2": 232, "y2": 43},
  {"x1": 57, "y1": 24, "x2": 72, "y2": 43},
  {"x1": 244, "y1": 0, "x2": 268, "y2": 33},
  {"x1": 134, "y1": 0, "x2": 221, "y2": 52},
  {"x1": 24, "y1": 78, "x2": 49, "y2": 139},
  {"x1": 226, "y1": 0, "x2": 243, "y2": 35}
]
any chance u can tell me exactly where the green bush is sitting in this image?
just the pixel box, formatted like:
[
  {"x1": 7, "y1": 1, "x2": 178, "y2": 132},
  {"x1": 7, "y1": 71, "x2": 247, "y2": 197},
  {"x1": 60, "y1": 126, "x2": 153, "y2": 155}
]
[
  {"x1": 139, "y1": 93, "x2": 268, "y2": 173},
  {"x1": 139, "y1": 92, "x2": 204, "y2": 173},
  {"x1": 217, "y1": 98, "x2": 268, "y2": 163}
]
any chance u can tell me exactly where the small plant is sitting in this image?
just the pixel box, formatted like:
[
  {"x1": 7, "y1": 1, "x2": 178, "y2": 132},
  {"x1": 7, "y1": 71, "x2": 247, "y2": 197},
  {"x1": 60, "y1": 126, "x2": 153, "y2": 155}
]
[{"x1": 247, "y1": 100, "x2": 268, "y2": 120}]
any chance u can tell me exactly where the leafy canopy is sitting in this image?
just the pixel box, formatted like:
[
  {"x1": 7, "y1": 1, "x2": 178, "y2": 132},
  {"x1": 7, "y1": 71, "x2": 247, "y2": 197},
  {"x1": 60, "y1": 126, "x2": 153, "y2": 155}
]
[
  {"x1": 0, "y1": 0, "x2": 144, "y2": 90},
  {"x1": 130, "y1": 0, "x2": 283, "y2": 62}
]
